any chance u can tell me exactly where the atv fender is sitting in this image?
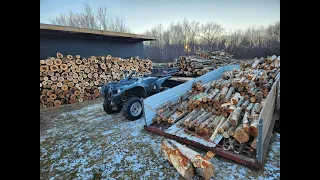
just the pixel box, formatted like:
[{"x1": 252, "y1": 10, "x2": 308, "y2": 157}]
[
  {"x1": 125, "y1": 86, "x2": 148, "y2": 98},
  {"x1": 155, "y1": 76, "x2": 171, "y2": 92}
]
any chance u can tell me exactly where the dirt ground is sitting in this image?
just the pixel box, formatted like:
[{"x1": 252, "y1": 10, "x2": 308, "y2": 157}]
[{"x1": 40, "y1": 97, "x2": 280, "y2": 180}]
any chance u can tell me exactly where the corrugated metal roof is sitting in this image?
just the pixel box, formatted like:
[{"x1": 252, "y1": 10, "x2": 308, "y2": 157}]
[{"x1": 40, "y1": 23, "x2": 156, "y2": 41}]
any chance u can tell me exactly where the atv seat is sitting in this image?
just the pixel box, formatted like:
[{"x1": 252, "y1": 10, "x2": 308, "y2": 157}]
[{"x1": 142, "y1": 77, "x2": 158, "y2": 86}]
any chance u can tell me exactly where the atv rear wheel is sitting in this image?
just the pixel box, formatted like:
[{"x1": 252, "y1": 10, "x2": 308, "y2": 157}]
[
  {"x1": 123, "y1": 97, "x2": 143, "y2": 121},
  {"x1": 103, "y1": 101, "x2": 118, "y2": 114}
]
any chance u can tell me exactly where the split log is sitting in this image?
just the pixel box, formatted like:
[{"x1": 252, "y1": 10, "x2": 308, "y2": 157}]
[{"x1": 224, "y1": 87, "x2": 235, "y2": 102}]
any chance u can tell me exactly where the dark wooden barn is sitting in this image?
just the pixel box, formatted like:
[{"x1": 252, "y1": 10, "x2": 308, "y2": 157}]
[{"x1": 40, "y1": 24, "x2": 155, "y2": 59}]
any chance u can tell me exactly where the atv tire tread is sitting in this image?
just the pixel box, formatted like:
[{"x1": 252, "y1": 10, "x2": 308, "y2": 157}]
[
  {"x1": 103, "y1": 101, "x2": 116, "y2": 114},
  {"x1": 123, "y1": 97, "x2": 143, "y2": 121}
]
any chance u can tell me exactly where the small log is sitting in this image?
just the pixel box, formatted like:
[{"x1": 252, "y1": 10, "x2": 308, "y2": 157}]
[
  {"x1": 242, "y1": 112, "x2": 250, "y2": 133},
  {"x1": 250, "y1": 120, "x2": 259, "y2": 137},
  {"x1": 196, "y1": 115, "x2": 216, "y2": 134},
  {"x1": 192, "y1": 111, "x2": 212, "y2": 129},
  {"x1": 229, "y1": 107, "x2": 242, "y2": 126},
  {"x1": 231, "y1": 93, "x2": 241, "y2": 105},
  {"x1": 246, "y1": 103, "x2": 254, "y2": 113},
  {"x1": 224, "y1": 87, "x2": 235, "y2": 102},
  {"x1": 184, "y1": 109, "x2": 205, "y2": 127},
  {"x1": 251, "y1": 137, "x2": 257, "y2": 149},
  {"x1": 241, "y1": 100, "x2": 250, "y2": 110},
  {"x1": 219, "y1": 87, "x2": 229, "y2": 99},
  {"x1": 236, "y1": 96, "x2": 245, "y2": 107}
]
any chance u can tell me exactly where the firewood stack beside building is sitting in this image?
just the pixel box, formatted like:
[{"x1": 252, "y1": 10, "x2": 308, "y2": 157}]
[{"x1": 40, "y1": 53, "x2": 153, "y2": 108}]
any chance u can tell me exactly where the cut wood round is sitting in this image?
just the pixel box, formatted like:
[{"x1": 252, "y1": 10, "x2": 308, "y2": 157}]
[
  {"x1": 67, "y1": 55, "x2": 73, "y2": 60},
  {"x1": 49, "y1": 94, "x2": 57, "y2": 100},
  {"x1": 43, "y1": 77, "x2": 49, "y2": 81},
  {"x1": 76, "y1": 59, "x2": 82, "y2": 64},
  {"x1": 67, "y1": 76, "x2": 73, "y2": 81},
  {"x1": 47, "y1": 80, "x2": 53, "y2": 85},
  {"x1": 50, "y1": 65, "x2": 59, "y2": 72},
  {"x1": 51, "y1": 76, "x2": 57, "y2": 81},
  {"x1": 72, "y1": 73, "x2": 79, "y2": 78},
  {"x1": 78, "y1": 98, "x2": 83, "y2": 102},
  {"x1": 51, "y1": 84, "x2": 57, "y2": 90},
  {"x1": 61, "y1": 85, "x2": 68, "y2": 91},
  {"x1": 40, "y1": 65, "x2": 49, "y2": 72},
  {"x1": 100, "y1": 63, "x2": 106, "y2": 69},
  {"x1": 56, "y1": 52, "x2": 63, "y2": 59},
  {"x1": 40, "y1": 60, "x2": 46, "y2": 65},
  {"x1": 68, "y1": 82, "x2": 75, "y2": 87},
  {"x1": 54, "y1": 100, "x2": 61, "y2": 106},
  {"x1": 47, "y1": 71, "x2": 54, "y2": 76},
  {"x1": 57, "y1": 82, "x2": 63, "y2": 87},
  {"x1": 60, "y1": 64, "x2": 68, "y2": 70},
  {"x1": 75, "y1": 55, "x2": 81, "y2": 59},
  {"x1": 46, "y1": 59, "x2": 53, "y2": 65},
  {"x1": 54, "y1": 59, "x2": 62, "y2": 65},
  {"x1": 73, "y1": 79, "x2": 78, "y2": 83},
  {"x1": 58, "y1": 77, "x2": 64, "y2": 82},
  {"x1": 55, "y1": 72, "x2": 61, "y2": 77}
]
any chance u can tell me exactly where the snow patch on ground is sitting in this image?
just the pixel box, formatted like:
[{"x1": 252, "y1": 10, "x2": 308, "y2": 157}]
[{"x1": 40, "y1": 101, "x2": 280, "y2": 179}]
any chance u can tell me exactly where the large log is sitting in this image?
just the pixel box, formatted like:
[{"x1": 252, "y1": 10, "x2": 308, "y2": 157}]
[
  {"x1": 161, "y1": 139, "x2": 195, "y2": 179},
  {"x1": 163, "y1": 139, "x2": 215, "y2": 180},
  {"x1": 233, "y1": 123, "x2": 250, "y2": 143}
]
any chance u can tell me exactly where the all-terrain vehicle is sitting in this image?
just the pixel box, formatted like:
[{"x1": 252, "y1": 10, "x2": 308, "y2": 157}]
[{"x1": 101, "y1": 70, "x2": 172, "y2": 120}]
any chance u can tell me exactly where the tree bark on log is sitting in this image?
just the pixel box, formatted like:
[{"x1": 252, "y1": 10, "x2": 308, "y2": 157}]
[
  {"x1": 161, "y1": 139, "x2": 195, "y2": 179},
  {"x1": 229, "y1": 107, "x2": 242, "y2": 126},
  {"x1": 162, "y1": 139, "x2": 215, "y2": 180}
]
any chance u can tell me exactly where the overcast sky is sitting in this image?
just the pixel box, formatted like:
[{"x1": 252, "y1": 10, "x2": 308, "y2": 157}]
[{"x1": 40, "y1": 0, "x2": 280, "y2": 34}]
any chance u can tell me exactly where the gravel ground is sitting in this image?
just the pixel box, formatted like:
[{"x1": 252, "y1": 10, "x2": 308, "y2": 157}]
[{"x1": 40, "y1": 98, "x2": 280, "y2": 180}]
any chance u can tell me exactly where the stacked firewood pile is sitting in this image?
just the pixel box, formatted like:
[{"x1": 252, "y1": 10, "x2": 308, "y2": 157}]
[
  {"x1": 40, "y1": 53, "x2": 153, "y2": 108},
  {"x1": 154, "y1": 55, "x2": 280, "y2": 150},
  {"x1": 177, "y1": 50, "x2": 243, "y2": 76}
]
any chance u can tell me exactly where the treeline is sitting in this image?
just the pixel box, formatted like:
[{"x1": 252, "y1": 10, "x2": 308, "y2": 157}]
[{"x1": 143, "y1": 19, "x2": 280, "y2": 62}]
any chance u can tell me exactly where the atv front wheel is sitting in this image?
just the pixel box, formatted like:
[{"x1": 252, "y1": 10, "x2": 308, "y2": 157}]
[
  {"x1": 123, "y1": 97, "x2": 143, "y2": 120},
  {"x1": 103, "y1": 101, "x2": 118, "y2": 114}
]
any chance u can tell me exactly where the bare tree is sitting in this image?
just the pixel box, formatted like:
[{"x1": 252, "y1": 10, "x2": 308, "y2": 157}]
[
  {"x1": 49, "y1": 3, "x2": 131, "y2": 33},
  {"x1": 197, "y1": 22, "x2": 224, "y2": 47}
]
